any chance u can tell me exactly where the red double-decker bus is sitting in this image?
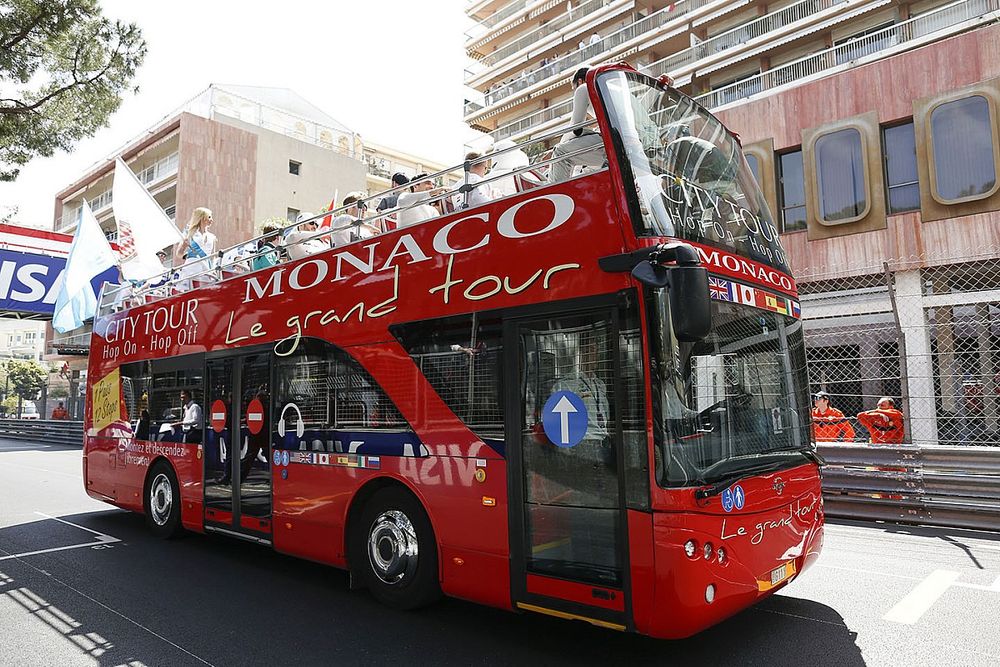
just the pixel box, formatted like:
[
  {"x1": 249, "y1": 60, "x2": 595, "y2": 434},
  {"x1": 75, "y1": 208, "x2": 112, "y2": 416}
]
[{"x1": 84, "y1": 64, "x2": 822, "y2": 638}]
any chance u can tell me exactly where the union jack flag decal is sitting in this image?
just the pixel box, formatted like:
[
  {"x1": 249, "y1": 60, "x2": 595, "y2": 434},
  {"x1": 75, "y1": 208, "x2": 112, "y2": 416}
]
[{"x1": 708, "y1": 277, "x2": 733, "y2": 301}]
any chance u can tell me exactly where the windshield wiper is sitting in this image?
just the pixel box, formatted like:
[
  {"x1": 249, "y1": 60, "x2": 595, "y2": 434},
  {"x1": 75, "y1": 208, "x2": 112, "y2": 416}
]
[{"x1": 693, "y1": 461, "x2": 787, "y2": 500}]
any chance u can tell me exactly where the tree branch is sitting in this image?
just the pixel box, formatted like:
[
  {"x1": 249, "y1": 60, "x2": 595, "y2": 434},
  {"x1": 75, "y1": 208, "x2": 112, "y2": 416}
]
[
  {"x1": 0, "y1": 6, "x2": 54, "y2": 53},
  {"x1": 0, "y1": 35, "x2": 126, "y2": 116}
]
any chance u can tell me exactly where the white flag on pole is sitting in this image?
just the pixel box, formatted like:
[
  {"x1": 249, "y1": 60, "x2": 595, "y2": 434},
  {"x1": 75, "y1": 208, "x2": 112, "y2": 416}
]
[
  {"x1": 112, "y1": 157, "x2": 184, "y2": 282},
  {"x1": 52, "y1": 200, "x2": 118, "y2": 333}
]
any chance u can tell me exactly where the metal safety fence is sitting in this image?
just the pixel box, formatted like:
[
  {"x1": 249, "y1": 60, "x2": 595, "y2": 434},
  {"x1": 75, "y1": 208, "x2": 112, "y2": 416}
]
[
  {"x1": 818, "y1": 442, "x2": 1000, "y2": 531},
  {"x1": 0, "y1": 419, "x2": 84, "y2": 448},
  {"x1": 801, "y1": 238, "x2": 1000, "y2": 528}
]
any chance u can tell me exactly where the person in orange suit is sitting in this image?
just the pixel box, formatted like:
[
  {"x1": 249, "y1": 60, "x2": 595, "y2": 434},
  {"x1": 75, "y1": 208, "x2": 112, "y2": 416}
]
[
  {"x1": 857, "y1": 397, "x2": 905, "y2": 444},
  {"x1": 811, "y1": 391, "x2": 855, "y2": 442},
  {"x1": 50, "y1": 402, "x2": 69, "y2": 420}
]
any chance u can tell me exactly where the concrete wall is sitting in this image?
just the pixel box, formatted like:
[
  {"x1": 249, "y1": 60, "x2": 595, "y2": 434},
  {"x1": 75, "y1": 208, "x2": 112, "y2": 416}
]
[
  {"x1": 218, "y1": 115, "x2": 366, "y2": 226},
  {"x1": 176, "y1": 113, "x2": 258, "y2": 249}
]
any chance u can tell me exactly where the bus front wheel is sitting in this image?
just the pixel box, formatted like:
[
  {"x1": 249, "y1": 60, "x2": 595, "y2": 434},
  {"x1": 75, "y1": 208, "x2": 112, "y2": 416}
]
[
  {"x1": 144, "y1": 461, "x2": 183, "y2": 539},
  {"x1": 352, "y1": 487, "x2": 441, "y2": 610}
]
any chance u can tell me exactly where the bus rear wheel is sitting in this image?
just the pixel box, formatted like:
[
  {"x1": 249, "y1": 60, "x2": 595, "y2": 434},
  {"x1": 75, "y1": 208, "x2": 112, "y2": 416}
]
[
  {"x1": 352, "y1": 487, "x2": 441, "y2": 610},
  {"x1": 144, "y1": 461, "x2": 183, "y2": 539}
]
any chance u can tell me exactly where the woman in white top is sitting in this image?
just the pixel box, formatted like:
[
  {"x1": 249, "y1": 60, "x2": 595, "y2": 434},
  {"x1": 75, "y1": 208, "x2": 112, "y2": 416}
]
[{"x1": 175, "y1": 207, "x2": 218, "y2": 287}]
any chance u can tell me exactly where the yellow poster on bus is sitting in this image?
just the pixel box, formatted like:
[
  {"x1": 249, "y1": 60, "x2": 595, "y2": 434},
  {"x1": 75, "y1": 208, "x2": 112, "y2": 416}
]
[{"x1": 91, "y1": 367, "x2": 122, "y2": 433}]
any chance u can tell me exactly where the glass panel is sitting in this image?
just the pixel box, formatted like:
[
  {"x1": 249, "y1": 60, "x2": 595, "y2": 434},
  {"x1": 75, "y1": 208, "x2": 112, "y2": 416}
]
[
  {"x1": 931, "y1": 96, "x2": 997, "y2": 201},
  {"x1": 520, "y1": 315, "x2": 621, "y2": 587},
  {"x1": 393, "y1": 314, "x2": 504, "y2": 441},
  {"x1": 884, "y1": 122, "x2": 920, "y2": 213},
  {"x1": 779, "y1": 151, "x2": 807, "y2": 232},
  {"x1": 238, "y1": 354, "x2": 271, "y2": 518},
  {"x1": 595, "y1": 69, "x2": 788, "y2": 272},
  {"x1": 273, "y1": 338, "x2": 408, "y2": 453},
  {"x1": 815, "y1": 128, "x2": 867, "y2": 221},
  {"x1": 745, "y1": 153, "x2": 760, "y2": 185},
  {"x1": 648, "y1": 294, "x2": 813, "y2": 488},
  {"x1": 204, "y1": 358, "x2": 234, "y2": 511}
]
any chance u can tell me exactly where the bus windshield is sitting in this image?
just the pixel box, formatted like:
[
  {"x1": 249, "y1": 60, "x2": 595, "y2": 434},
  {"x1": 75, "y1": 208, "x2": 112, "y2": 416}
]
[
  {"x1": 648, "y1": 291, "x2": 813, "y2": 487},
  {"x1": 595, "y1": 69, "x2": 789, "y2": 273}
]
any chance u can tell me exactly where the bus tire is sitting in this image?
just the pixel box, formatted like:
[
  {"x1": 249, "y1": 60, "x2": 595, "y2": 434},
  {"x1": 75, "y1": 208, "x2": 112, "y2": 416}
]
[
  {"x1": 144, "y1": 461, "x2": 183, "y2": 539},
  {"x1": 352, "y1": 486, "x2": 441, "y2": 610}
]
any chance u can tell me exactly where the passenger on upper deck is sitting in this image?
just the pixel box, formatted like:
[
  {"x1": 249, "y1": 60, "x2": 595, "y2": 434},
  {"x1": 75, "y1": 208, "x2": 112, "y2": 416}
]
[
  {"x1": 453, "y1": 152, "x2": 490, "y2": 209},
  {"x1": 488, "y1": 139, "x2": 539, "y2": 197},
  {"x1": 397, "y1": 175, "x2": 447, "y2": 227},
  {"x1": 550, "y1": 68, "x2": 605, "y2": 183},
  {"x1": 284, "y1": 213, "x2": 330, "y2": 260},
  {"x1": 376, "y1": 173, "x2": 410, "y2": 213},
  {"x1": 251, "y1": 222, "x2": 282, "y2": 270},
  {"x1": 174, "y1": 207, "x2": 218, "y2": 287},
  {"x1": 329, "y1": 193, "x2": 381, "y2": 245}
]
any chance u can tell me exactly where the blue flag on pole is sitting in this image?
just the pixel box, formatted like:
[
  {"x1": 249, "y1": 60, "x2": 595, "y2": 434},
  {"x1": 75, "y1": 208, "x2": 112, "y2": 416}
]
[{"x1": 52, "y1": 200, "x2": 119, "y2": 333}]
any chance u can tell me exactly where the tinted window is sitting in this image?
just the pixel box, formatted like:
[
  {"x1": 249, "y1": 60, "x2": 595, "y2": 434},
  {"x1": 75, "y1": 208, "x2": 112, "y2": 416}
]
[
  {"x1": 120, "y1": 360, "x2": 152, "y2": 438},
  {"x1": 883, "y1": 122, "x2": 920, "y2": 213},
  {"x1": 745, "y1": 153, "x2": 761, "y2": 185},
  {"x1": 272, "y1": 338, "x2": 408, "y2": 453},
  {"x1": 931, "y1": 96, "x2": 997, "y2": 201},
  {"x1": 393, "y1": 314, "x2": 504, "y2": 440},
  {"x1": 149, "y1": 355, "x2": 204, "y2": 443},
  {"x1": 778, "y1": 150, "x2": 807, "y2": 232},
  {"x1": 815, "y1": 128, "x2": 867, "y2": 222}
]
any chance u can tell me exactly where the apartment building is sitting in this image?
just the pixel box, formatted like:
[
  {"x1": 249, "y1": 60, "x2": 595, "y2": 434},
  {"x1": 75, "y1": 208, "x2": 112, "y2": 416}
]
[
  {"x1": 464, "y1": 0, "x2": 1000, "y2": 446},
  {"x1": 53, "y1": 84, "x2": 369, "y2": 250},
  {"x1": 363, "y1": 142, "x2": 460, "y2": 196}
]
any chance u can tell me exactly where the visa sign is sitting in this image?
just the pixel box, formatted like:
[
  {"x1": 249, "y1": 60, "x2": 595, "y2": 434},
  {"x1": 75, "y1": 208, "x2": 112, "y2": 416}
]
[{"x1": 0, "y1": 249, "x2": 118, "y2": 316}]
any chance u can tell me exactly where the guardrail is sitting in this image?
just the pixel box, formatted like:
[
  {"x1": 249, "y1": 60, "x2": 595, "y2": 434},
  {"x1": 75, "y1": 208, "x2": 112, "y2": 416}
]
[
  {"x1": 0, "y1": 419, "x2": 84, "y2": 448},
  {"x1": 818, "y1": 442, "x2": 1000, "y2": 531}
]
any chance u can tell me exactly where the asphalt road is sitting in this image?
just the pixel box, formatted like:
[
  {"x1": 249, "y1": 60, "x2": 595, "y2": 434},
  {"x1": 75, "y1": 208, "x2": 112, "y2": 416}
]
[{"x1": 1, "y1": 437, "x2": 998, "y2": 666}]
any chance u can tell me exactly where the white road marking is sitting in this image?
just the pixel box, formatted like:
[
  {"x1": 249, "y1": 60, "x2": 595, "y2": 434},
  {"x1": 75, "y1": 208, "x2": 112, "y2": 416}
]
[
  {"x1": 952, "y1": 575, "x2": 1000, "y2": 592},
  {"x1": 0, "y1": 461, "x2": 79, "y2": 479},
  {"x1": 883, "y1": 569, "x2": 961, "y2": 624},
  {"x1": 0, "y1": 512, "x2": 121, "y2": 561}
]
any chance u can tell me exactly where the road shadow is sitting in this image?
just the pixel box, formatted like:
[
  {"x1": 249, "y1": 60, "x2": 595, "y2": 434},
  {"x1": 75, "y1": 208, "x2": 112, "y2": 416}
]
[{"x1": 0, "y1": 509, "x2": 865, "y2": 666}]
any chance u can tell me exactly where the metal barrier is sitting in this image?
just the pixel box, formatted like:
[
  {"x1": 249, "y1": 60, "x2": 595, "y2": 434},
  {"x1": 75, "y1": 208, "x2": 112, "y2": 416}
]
[
  {"x1": 818, "y1": 442, "x2": 1000, "y2": 531},
  {"x1": 0, "y1": 419, "x2": 84, "y2": 448}
]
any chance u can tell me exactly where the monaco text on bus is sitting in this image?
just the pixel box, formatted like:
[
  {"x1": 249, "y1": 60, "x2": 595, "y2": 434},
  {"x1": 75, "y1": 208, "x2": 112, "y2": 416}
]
[{"x1": 84, "y1": 64, "x2": 822, "y2": 639}]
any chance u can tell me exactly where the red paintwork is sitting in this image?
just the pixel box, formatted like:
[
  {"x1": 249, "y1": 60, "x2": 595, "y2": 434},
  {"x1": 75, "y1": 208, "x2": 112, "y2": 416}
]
[
  {"x1": 83, "y1": 63, "x2": 822, "y2": 639},
  {"x1": 526, "y1": 573, "x2": 625, "y2": 612}
]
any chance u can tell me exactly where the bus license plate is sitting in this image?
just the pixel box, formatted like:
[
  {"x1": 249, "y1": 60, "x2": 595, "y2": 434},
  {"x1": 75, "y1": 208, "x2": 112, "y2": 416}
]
[{"x1": 770, "y1": 563, "x2": 791, "y2": 585}]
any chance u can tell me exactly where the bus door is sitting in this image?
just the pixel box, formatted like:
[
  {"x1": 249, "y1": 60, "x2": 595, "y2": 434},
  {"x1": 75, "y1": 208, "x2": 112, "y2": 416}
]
[
  {"x1": 506, "y1": 309, "x2": 629, "y2": 630},
  {"x1": 204, "y1": 352, "x2": 272, "y2": 541}
]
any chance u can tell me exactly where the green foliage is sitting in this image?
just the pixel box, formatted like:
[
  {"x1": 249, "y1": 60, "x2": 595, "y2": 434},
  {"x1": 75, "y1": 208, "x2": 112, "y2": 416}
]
[
  {"x1": 0, "y1": 0, "x2": 147, "y2": 181},
  {"x1": 5, "y1": 359, "x2": 47, "y2": 401},
  {"x1": 257, "y1": 216, "x2": 289, "y2": 234}
]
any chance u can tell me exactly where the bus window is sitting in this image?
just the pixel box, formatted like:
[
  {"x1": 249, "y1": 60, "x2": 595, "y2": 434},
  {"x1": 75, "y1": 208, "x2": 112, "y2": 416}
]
[
  {"x1": 147, "y1": 354, "x2": 205, "y2": 444},
  {"x1": 392, "y1": 314, "x2": 505, "y2": 442},
  {"x1": 120, "y1": 360, "x2": 152, "y2": 438},
  {"x1": 272, "y1": 338, "x2": 408, "y2": 453}
]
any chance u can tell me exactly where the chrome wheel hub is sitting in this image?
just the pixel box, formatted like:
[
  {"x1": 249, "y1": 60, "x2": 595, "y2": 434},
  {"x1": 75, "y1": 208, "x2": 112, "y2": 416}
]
[
  {"x1": 367, "y1": 510, "x2": 418, "y2": 585},
  {"x1": 150, "y1": 473, "x2": 173, "y2": 526}
]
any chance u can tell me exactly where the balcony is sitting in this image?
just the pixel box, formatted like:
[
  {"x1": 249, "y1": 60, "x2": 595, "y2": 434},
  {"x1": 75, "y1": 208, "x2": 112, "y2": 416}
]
[
  {"x1": 477, "y1": 0, "x2": 617, "y2": 66},
  {"x1": 478, "y1": 1, "x2": 692, "y2": 111},
  {"x1": 492, "y1": 98, "x2": 573, "y2": 141},
  {"x1": 694, "y1": 0, "x2": 1000, "y2": 110},
  {"x1": 643, "y1": 0, "x2": 837, "y2": 80}
]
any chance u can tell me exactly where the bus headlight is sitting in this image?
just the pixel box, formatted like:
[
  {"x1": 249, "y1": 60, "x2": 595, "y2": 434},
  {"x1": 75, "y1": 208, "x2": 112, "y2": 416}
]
[
  {"x1": 716, "y1": 547, "x2": 726, "y2": 564},
  {"x1": 703, "y1": 542, "x2": 714, "y2": 560},
  {"x1": 705, "y1": 584, "x2": 716, "y2": 603},
  {"x1": 684, "y1": 540, "x2": 697, "y2": 558}
]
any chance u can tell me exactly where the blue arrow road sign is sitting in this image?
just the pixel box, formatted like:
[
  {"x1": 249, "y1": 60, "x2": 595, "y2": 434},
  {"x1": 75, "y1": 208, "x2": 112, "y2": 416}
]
[{"x1": 541, "y1": 391, "x2": 589, "y2": 448}]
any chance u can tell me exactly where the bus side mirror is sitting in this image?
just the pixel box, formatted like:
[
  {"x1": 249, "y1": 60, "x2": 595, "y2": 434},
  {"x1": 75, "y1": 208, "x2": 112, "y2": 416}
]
[
  {"x1": 667, "y1": 266, "x2": 711, "y2": 342},
  {"x1": 631, "y1": 260, "x2": 669, "y2": 288}
]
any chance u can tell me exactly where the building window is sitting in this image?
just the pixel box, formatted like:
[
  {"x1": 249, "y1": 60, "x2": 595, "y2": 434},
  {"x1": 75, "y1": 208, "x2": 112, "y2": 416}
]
[
  {"x1": 814, "y1": 128, "x2": 868, "y2": 222},
  {"x1": 777, "y1": 150, "x2": 806, "y2": 233},
  {"x1": 882, "y1": 121, "x2": 920, "y2": 214},
  {"x1": 288, "y1": 160, "x2": 301, "y2": 176},
  {"x1": 744, "y1": 153, "x2": 760, "y2": 185},
  {"x1": 930, "y1": 95, "x2": 997, "y2": 202},
  {"x1": 286, "y1": 207, "x2": 299, "y2": 222}
]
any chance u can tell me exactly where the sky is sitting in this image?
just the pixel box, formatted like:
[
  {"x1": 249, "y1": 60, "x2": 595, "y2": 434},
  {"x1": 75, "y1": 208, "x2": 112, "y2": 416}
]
[{"x1": 1, "y1": 1, "x2": 481, "y2": 228}]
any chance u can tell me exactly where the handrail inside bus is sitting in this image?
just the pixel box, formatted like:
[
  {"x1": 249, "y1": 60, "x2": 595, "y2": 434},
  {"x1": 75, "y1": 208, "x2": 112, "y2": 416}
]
[{"x1": 98, "y1": 116, "x2": 608, "y2": 317}]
